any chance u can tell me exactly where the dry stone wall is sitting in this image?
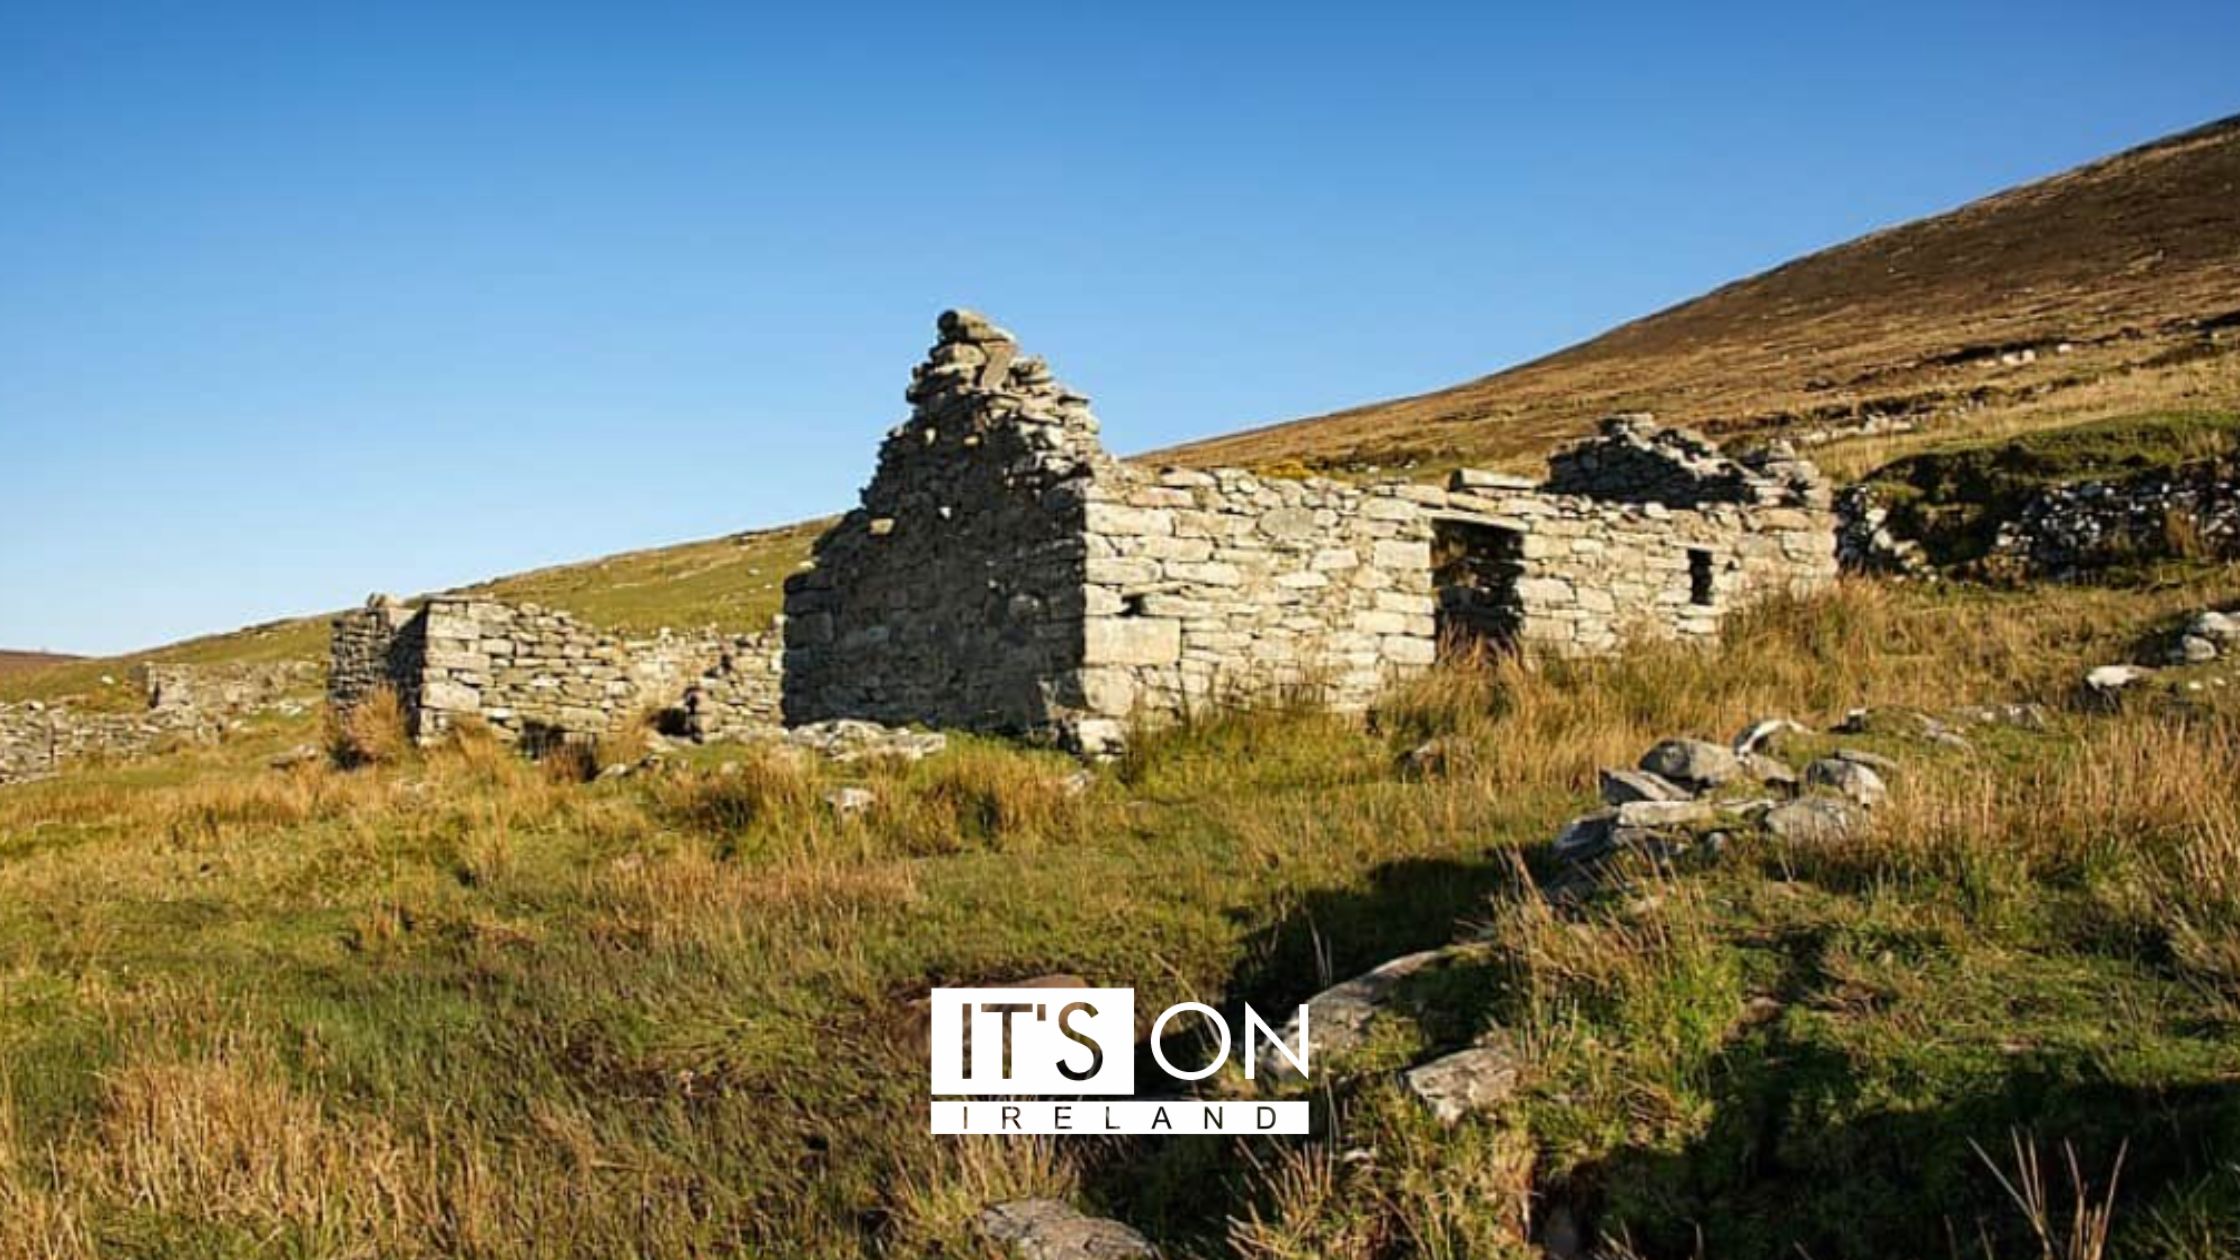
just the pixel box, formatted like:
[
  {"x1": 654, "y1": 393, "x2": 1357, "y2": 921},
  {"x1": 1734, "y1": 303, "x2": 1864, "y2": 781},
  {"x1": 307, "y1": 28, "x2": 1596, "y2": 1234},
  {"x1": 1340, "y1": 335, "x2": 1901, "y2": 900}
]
[
  {"x1": 785, "y1": 312, "x2": 1838, "y2": 751},
  {"x1": 1, "y1": 661, "x2": 318, "y2": 786},
  {"x1": 1076, "y1": 466, "x2": 1437, "y2": 749},
  {"x1": 329, "y1": 595, "x2": 778, "y2": 747},
  {"x1": 681, "y1": 629, "x2": 786, "y2": 742},
  {"x1": 1430, "y1": 459, "x2": 1837, "y2": 655}
]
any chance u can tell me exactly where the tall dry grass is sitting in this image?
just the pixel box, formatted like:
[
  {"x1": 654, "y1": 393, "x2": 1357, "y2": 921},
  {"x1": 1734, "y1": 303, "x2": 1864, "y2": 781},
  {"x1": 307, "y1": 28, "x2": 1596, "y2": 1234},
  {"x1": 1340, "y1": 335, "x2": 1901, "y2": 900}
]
[{"x1": 327, "y1": 686, "x2": 411, "y2": 767}]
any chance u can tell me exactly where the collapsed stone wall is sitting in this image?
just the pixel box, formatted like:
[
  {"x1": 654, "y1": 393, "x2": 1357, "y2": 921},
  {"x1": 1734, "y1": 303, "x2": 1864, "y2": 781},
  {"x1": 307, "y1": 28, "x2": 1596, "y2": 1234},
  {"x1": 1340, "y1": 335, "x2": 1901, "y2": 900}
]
[
  {"x1": 782, "y1": 311, "x2": 1446, "y2": 750},
  {"x1": 329, "y1": 595, "x2": 776, "y2": 746},
  {"x1": 1, "y1": 661, "x2": 318, "y2": 786},
  {"x1": 1986, "y1": 457, "x2": 2240, "y2": 579},
  {"x1": 785, "y1": 311, "x2": 1837, "y2": 750}
]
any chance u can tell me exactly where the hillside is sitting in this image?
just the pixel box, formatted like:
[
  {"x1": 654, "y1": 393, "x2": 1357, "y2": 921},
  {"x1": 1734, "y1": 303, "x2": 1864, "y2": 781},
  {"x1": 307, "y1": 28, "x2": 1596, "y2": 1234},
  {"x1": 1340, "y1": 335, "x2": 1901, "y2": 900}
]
[
  {"x1": 1156, "y1": 113, "x2": 2240, "y2": 476},
  {"x1": 0, "y1": 650, "x2": 79, "y2": 678}
]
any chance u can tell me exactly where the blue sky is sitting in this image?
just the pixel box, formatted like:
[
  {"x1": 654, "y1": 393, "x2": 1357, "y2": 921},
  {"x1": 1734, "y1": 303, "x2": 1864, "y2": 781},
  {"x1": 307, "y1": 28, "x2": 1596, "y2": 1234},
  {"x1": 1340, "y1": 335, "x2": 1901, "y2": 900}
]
[{"x1": 3, "y1": 2, "x2": 2236, "y2": 655}]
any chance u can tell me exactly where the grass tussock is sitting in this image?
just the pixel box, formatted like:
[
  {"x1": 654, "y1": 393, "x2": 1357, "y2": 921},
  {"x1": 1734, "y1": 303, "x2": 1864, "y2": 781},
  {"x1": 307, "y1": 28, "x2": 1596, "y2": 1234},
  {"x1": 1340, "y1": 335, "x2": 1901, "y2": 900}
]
[{"x1": 326, "y1": 686, "x2": 411, "y2": 768}]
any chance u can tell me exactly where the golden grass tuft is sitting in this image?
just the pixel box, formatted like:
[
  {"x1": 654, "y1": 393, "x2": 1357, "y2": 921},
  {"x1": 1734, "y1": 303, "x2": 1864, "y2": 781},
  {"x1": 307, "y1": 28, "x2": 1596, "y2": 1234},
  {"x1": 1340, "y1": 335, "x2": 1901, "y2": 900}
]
[{"x1": 327, "y1": 686, "x2": 412, "y2": 768}]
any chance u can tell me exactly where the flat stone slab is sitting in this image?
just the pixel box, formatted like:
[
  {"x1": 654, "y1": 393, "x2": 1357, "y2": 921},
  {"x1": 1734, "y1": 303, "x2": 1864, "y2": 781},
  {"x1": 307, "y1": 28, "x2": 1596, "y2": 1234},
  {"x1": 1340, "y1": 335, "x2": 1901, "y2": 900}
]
[
  {"x1": 1598, "y1": 767, "x2": 1690, "y2": 805},
  {"x1": 977, "y1": 1200, "x2": 1156, "y2": 1259},
  {"x1": 1403, "y1": 1044, "x2": 1522, "y2": 1125},
  {"x1": 1256, "y1": 947, "x2": 1459, "y2": 1083}
]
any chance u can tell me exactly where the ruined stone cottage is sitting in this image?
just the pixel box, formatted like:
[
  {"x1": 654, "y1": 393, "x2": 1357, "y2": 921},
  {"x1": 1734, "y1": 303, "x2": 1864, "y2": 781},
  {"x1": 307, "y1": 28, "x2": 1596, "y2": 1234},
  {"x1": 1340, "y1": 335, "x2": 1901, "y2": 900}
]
[
  {"x1": 328, "y1": 594, "x2": 781, "y2": 747},
  {"x1": 325, "y1": 310, "x2": 1835, "y2": 753},
  {"x1": 782, "y1": 312, "x2": 1838, "y2": 752}
]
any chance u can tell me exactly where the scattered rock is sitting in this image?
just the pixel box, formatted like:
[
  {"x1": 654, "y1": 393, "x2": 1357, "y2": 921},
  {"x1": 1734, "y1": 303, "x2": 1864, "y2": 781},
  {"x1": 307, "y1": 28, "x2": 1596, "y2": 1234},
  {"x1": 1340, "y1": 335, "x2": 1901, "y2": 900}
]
[
  {"x1": 976, "y1": 1199, "x2": 1156, "y2": 1260},
  {"x1": 1637, "y1": 739, "x2": 1743, "y2": 792},
  {"x1": 1256, "y1": 947, "x2": 1464, "y2": 1083},
  {"x1": 1402, "y1": 1043, "x2": 1522, "y2": 1125},
  {"x1": 1763, "y1": 796, "x2": 1866, "y2": 844},
  {"x1": 785, "y1": 720, "x2": 947, "y2": 764},
  {"x1": 822, "y1": 786, "x2": 876, "y2": 818},
  {"x1": 268, "y1": 743, "x2": 323, "y2": 770},
  {"x1": 2170, "y1": 635, "x2": 2220, "y2": 665},
  {"x1": 2189, "y1": 610, "x2": 2239, "y2": 646},
  {"x1": 2082, "y1": 664, "x2": 2153, "y2": 710},
  {"x1": 1597, "y1": 768, "x2": 1690, "y2": 805},
  {"x1": 1060, "y1": 769, "x2": 1096, "y2": 797},
  {"x1": 1732, "y1": 717, "x2": 1808, "y2": 756},
  {"x1": 1805, "y1": 758, "x2": 1887, "y2": 808},
  {"x1": 1740, "y1": 752, "x2": 1799, "y2": 789}
]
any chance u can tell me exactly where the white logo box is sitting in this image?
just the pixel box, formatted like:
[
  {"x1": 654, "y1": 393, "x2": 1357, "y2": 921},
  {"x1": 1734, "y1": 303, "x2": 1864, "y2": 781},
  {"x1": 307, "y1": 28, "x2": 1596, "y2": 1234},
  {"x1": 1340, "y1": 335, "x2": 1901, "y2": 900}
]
[{"x1": 929, "y1": 987, "x2": 1136, "y2": 1096}]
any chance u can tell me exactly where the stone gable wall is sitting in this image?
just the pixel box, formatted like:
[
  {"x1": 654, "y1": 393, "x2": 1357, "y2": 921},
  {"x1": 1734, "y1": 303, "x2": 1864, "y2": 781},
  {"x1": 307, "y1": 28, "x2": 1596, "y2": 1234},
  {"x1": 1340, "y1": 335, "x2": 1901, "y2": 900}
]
[
  {"x1": 783, "y1": 311, "x2": 1111, "y2": 733},
  {"x1": 783, "y1": 311, "x2": 1840, "y2": 750}
]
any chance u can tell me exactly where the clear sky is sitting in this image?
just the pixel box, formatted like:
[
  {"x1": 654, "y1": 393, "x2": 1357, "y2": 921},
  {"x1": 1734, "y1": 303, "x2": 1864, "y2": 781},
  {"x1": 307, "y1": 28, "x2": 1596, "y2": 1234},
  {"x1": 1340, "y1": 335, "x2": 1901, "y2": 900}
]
[{"x1": 4, "y1": 2, "x2": 2236, "y2": 655}]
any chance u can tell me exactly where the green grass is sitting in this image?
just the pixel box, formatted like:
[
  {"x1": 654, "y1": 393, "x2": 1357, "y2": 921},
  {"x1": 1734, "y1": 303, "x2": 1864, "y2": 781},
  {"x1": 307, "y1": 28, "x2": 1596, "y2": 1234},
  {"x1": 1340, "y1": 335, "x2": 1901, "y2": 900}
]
[{"x1": 1861, "y1": 409, "x2": 2240, "y2": 568}]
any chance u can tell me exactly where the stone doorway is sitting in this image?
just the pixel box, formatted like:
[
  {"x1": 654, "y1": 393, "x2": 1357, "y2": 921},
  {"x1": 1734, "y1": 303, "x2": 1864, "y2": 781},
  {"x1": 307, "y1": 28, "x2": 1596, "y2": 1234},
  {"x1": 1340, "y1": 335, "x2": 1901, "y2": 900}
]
[{"x1": 1432, "y1": 518, "x2": 1526, "y2": 653}]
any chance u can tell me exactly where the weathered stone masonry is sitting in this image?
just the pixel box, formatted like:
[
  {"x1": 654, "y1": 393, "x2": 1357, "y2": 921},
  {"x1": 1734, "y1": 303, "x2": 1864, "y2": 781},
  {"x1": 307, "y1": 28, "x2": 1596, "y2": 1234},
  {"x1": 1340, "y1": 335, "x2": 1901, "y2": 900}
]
[
  {"x1": 783, "y1": 312, "x2": 1838, "y2": 751},
  {"x1": 324, "y1": 310, "x2": 1838, "y2": 758},
  {"x1": 328, "y1": 594, "x2": 782, "y2": 746}
]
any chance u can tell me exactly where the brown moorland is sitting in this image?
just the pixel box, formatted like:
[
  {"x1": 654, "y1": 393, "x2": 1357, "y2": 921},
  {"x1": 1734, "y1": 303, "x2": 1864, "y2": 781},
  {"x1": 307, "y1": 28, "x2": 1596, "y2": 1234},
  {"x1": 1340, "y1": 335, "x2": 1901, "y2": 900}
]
[{"x1": 1152, "y1": 113, "x2": 2240, "y2": 478}]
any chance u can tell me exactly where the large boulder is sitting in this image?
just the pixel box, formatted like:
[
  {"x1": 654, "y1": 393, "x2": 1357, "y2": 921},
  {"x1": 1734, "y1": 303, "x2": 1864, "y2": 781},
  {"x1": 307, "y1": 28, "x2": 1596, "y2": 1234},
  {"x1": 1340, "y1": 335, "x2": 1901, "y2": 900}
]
[
  {"x1": 1254, "y1": 948, "x2": 1461, "y2": 1083},
  {"x1": 1763, "y1": 796, "x2": 1866, "y2": 844},
  {"x1": 1638, "y1": 739, "x2": 1744, "y2": 792}
]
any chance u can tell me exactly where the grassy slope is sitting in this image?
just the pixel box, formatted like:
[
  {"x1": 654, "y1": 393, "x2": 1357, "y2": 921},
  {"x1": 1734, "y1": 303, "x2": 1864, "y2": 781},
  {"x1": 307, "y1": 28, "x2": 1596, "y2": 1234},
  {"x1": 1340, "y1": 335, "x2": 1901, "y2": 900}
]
[
  {"x1": 0, "y1": 651, "x2": 80, "y2": 678},
  {"x1": 5, "y1": 574, "x2": 2239, "y2": 1257}
]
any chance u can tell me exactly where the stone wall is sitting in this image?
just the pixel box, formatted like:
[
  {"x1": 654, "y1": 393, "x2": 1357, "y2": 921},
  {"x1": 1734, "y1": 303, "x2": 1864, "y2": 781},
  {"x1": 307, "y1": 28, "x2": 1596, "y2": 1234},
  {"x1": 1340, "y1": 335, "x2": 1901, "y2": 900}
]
[
  {"x1": 783, "y1": 310, "x2": 1115, "y2": 735},
  {"x1": 329, "y1": 595, "x2": 421, "y2": 714},
  {"x1": 1985, "y1": 456, "x2": 2240, "y2": 579},
  {"x1": 329, "y1": 594, "x2": 775, "y2": 748},
  {"x1": 1428, "y1": 457, "x2": 1837, "y2": 656},
  {"x1": 782, "y1": 311, "x2": 1447, "y2": 751},
  {"x1": 681, "y1": 629, "x2": 786, "y2": 742},
  {"x1": 784, "y1": 311, "x2": 1838, "y2": 751},
  {"x1": 1075, "y1": 466, "x2": 1437, "y2": 749},
  {"x1": 1, "y1": 661, "x2": 318, "y2": 786}
]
